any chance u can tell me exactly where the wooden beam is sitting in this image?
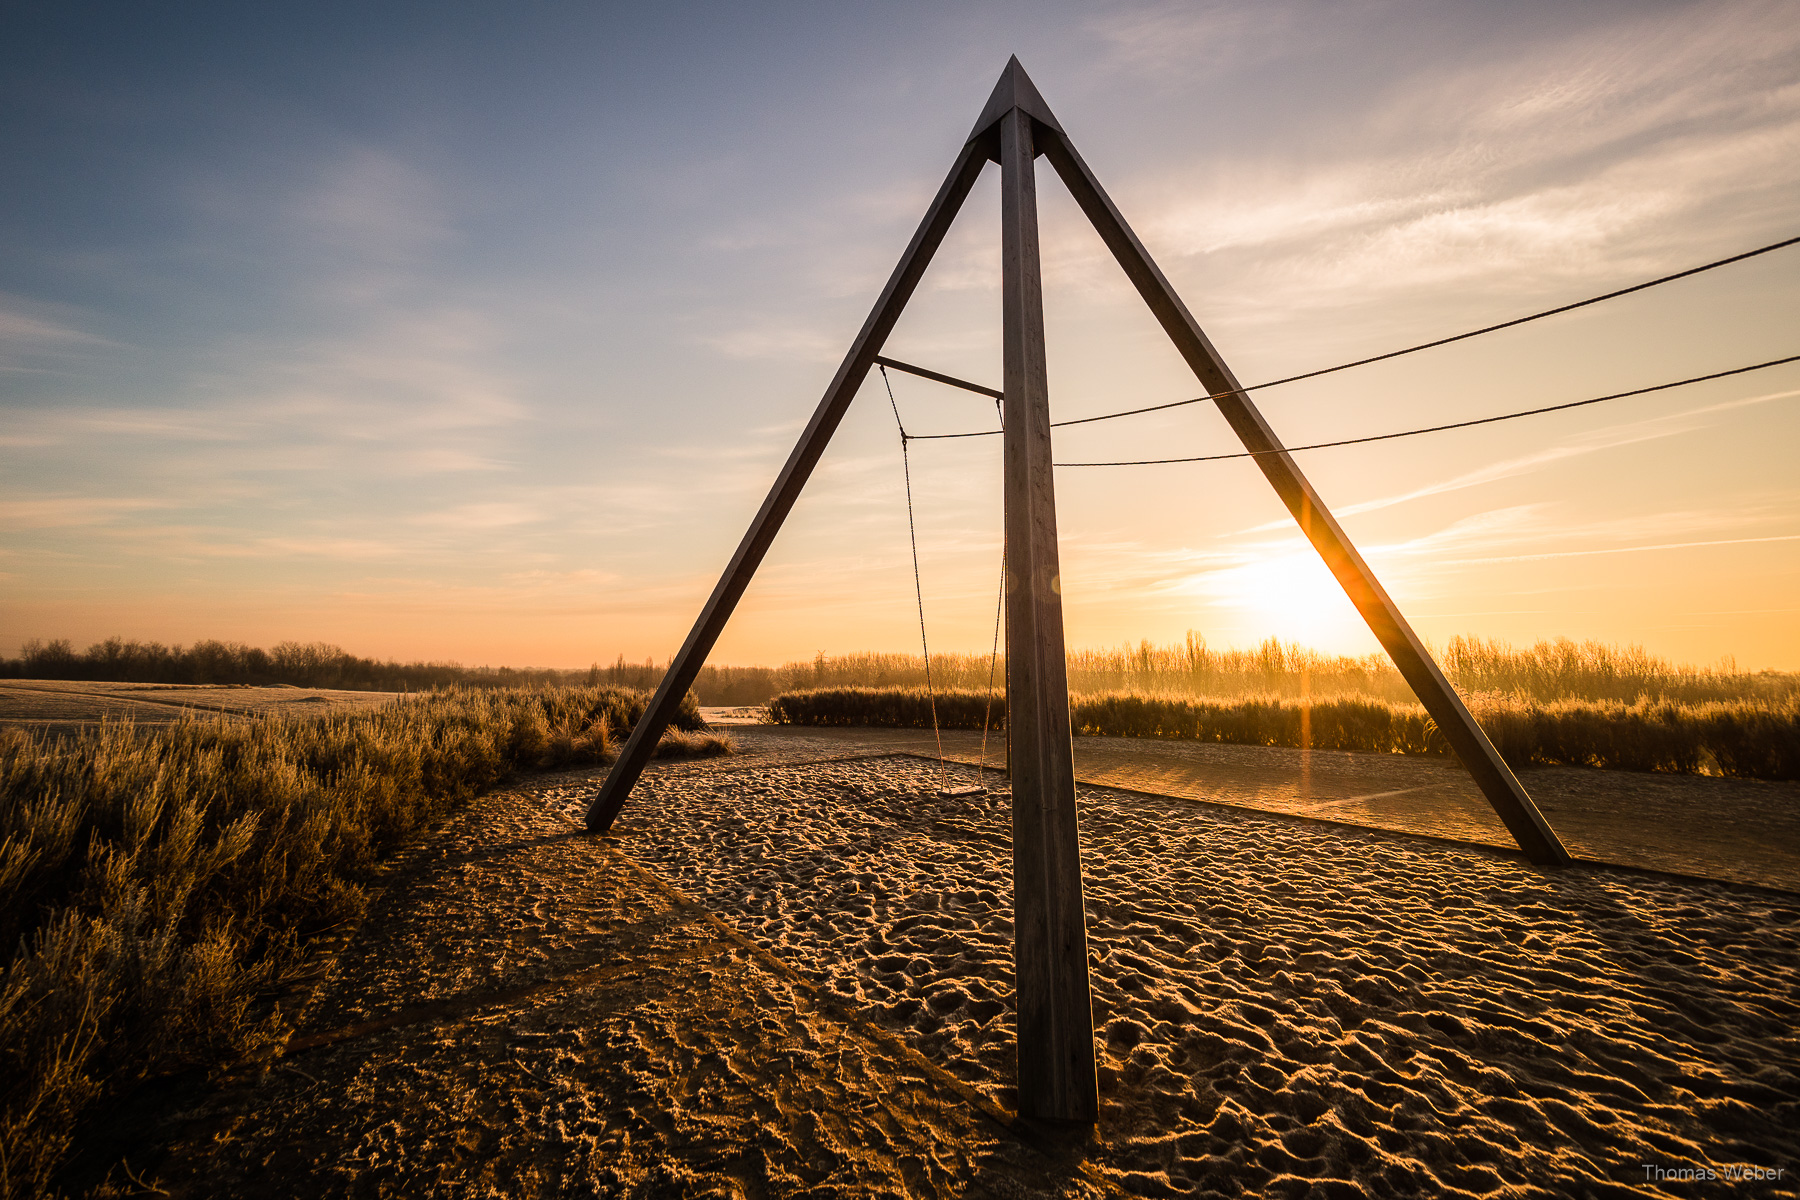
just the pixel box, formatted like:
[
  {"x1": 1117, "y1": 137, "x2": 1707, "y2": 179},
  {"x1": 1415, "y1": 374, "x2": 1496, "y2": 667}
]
[
  {"x1": 872, "y1": 355, "x2": 1003, "y2": 400},
  {"x1": 1036, "y1": 126, "x2": 1571, "y2": 866},
  {"x1": 583, "y1": 135, "x2": 993, "y2": 834},
  {"x1": 1000, "y1": 103, "x2": 1099, "y2": 1125}
]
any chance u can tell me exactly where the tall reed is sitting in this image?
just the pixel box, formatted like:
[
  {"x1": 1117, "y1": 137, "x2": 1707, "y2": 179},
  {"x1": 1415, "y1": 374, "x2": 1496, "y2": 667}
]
[
  {"x1": 706, "y1": 634, "x2": 1795, "y2": 707},
  {"x1": 12, "y1": 633, "x2": 1789, "y2": 706}
]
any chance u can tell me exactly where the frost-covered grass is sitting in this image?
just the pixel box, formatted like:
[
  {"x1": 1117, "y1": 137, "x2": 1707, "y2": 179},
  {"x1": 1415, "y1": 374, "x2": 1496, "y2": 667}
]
[{"x1": 0, "y1": 685, "x2": 725, "y2": 1199}]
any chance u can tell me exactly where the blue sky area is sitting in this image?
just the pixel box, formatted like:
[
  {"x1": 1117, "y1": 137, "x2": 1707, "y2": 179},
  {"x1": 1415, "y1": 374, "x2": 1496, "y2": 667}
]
[{"x1": 3, "y1": 1, "x2": 1798, "y2": 668}]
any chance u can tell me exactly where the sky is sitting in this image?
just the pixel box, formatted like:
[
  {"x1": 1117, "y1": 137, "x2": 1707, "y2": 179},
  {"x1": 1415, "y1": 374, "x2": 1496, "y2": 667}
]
[{"x1": 2, "y1": 0, "x2": 1798, "y2": 671}]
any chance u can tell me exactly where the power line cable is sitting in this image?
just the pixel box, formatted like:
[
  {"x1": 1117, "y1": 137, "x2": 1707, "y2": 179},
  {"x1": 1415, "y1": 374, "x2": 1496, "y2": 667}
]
[
  {"x1": 1051, "y1": 353, "x2": 1800, "y2": 467},
  {"x1": 900, "y1": 233, "x2": 1800, "y2": 441}
]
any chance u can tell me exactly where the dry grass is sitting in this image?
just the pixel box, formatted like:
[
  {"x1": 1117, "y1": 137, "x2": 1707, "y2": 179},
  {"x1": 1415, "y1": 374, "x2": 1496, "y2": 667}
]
[
  {"x1": 0, "y1": 685, "x2": 724, "y2": 1200},
  {"x1": 764, "y1": 686, "x2": 1800, "y2": 781},
  {"x1": 754, "y1": 635, "x2": 1800, "y2": 779},
  {"x1": 16, "y1": 632, "x2": 1788, "y2": 707},
  {"x1": 707, "y1": 635, "x2": 1798, "y2": 707}
]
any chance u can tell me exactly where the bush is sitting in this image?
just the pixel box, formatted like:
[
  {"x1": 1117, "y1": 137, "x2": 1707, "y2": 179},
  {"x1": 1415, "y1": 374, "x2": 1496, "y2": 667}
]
[
  {"x1": 765, "y1": 686, "x2": 1005, "y2": 731},
  {"x1": 763, "y1": 686, "x2": 1799, "y2": 781}
]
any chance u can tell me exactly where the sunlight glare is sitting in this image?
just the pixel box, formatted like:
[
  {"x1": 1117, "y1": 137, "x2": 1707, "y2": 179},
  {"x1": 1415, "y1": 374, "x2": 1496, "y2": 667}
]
[{"x1": 1173, "y1": 548, "x2": 1370, "y2": 650}]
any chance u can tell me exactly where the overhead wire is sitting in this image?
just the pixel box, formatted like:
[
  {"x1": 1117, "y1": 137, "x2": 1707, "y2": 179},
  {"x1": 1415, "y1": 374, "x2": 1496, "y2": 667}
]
[
  {"x1": 898, "y1": 232, "x2": 1800, "y2": 442},
  {"x1": 1053, "y1": 353, "x2": 1800, "y2": 466}
]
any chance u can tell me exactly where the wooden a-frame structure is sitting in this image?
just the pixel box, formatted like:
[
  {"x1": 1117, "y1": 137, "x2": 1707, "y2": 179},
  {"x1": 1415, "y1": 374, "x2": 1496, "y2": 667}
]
[{"x1": 584, "y1": 58, "x2": 1571, "y2": 1124}]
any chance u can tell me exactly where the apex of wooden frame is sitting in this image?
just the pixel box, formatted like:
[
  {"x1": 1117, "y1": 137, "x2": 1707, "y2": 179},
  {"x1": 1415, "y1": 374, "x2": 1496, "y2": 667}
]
[{"x1": 968, "y1": 55, "x2": 1063, "y2": 144}]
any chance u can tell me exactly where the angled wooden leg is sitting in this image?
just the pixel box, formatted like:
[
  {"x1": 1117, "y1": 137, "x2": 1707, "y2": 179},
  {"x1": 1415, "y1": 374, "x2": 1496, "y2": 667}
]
[
  {"x1": 1037, "y1": 126, "x2": 1570, "y2": 866},
  {"x1": 999, "y1": 104, "x2": 1098, "y2": 1125},
  {"x1": 583, "y1": 137, "x2": 992, "y2": 834}
]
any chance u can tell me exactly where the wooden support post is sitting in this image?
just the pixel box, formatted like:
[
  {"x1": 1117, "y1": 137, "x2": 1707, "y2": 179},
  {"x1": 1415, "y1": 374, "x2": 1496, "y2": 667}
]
[
  {"x1": 999, "y1": 101, "x2": 1099, "y2": 1124},
  {"x1": 1037, "y1": 126, "x2": 1571, "y2": 866},
  {"x1": 583, "y1": 136, "x2": 991, "y2": 834}
]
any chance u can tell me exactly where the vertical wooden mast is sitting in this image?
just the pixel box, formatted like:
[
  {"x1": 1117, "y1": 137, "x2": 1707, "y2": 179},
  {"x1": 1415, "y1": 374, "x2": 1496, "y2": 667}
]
[{"x1": 998, "y1": 94, "x2": 1099, "y2": 1124}]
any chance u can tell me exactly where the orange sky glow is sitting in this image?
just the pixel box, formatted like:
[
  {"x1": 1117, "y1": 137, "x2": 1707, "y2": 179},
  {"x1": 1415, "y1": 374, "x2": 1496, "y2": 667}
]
[{"x1": 4, "y1": 2, "x2": 1797, "y2": 672}]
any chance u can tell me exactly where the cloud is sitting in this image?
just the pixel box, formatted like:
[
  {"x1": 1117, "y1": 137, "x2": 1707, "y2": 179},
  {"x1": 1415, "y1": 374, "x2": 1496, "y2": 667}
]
[
  {"x1": 707, "y1": 324, "x2": 844, "y2": 363},
  {"x1": 294, "y1": 146, "x2": 456, "y2": 261},
  {"x1": 1079, "y1": 493, "x2": 1796, "y2": 622},
  {"x1": 407, "y1": 502, "x2": 547, "y2": 531},
  {"x1": 1085, "y1": 1, "x2": 1307, "y2": 78},
  {"x1": 1438, "y1": 533, "x2": 1800, "y2": 567},
  {"x1": 7, "y1": 304, "x2": 536, "y2": 482},
  {"x1": 1237, "y1": 386, "x2": 1800, "y2": 529},
  {"x1": 1097, "y1": 1, "x2": 1800, "y2": 323},
  {"x1": 1348, "y1": 501, "x2": 1799, "y2": 580},
  {"x1": 0, "y1": 295, "x2": 113, "y2": 373},
  {"x1": 0, "y1": 497, "x2": 172, "y2": 529},
  {"x1": 0, "y1": 306, "x2": 103, "y2": 346},
  {"x1": 249, "y1": 535, "x2": 413, "y2": 560}
]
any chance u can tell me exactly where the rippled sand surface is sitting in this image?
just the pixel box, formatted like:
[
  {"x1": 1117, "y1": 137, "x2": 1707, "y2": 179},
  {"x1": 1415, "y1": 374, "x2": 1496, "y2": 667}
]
[
  {"x1": 622, "y1": 755, "x2": 1800, "y2": 1198},
  {"x1": 134, "y1": 752, "x2": 1799, "y2": 1198}
]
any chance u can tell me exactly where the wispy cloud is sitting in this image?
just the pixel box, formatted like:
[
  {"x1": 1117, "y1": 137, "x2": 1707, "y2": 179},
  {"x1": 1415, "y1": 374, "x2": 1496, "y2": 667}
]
[
  {"x1": 1239, "y1": 387, "x2": 1800, "y2": 529},
  {"x1": 0, "y1": 305, "x2": 103, "y2": 346},
  {"x1": 0, "y1": 497, "x2": 172, "y2": 529},
  {"x1": 1105, "y1": 2, "x2": 1800, "y2": 321},
  {"x1": 1086, "y1": 1, "x2": 1306, "y2": 78},
  {"x1": 1439, "y1": 533, "x2": 1800, "y2": 566},
  {"x1": 0, "y1": 294, "x2": 113, "y2": 374},
  {"x1": 1333, "y1": 503, "x2": 1800, "y2": 599},
  {"x1": 6, "y1": 305, "x2": 534, "y2": 479},
  {"x1": 1070, "y1": 495, "x2": 1796, "y2": 619},
  {"x1": 707, "y1": 325, "x2": 843, "y2": 363}
]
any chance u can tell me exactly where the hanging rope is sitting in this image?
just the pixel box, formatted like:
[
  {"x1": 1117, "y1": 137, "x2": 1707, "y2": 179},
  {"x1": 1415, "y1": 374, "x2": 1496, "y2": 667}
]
[
  {"x1": 980, "y1": 538, "x2": 1005, "y2": 791},
  {"x1": 882, "y1": 364, "x2": 948, "y2": 788},
  {"x1": 977, "y1": 392, "x2": 1006, "y2": 791}
]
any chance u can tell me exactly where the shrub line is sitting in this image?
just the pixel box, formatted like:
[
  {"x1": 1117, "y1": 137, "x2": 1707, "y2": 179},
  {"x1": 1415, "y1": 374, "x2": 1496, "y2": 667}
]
[{"x1": 764, "y1": 686, "x2": 1799, "y2": 781}]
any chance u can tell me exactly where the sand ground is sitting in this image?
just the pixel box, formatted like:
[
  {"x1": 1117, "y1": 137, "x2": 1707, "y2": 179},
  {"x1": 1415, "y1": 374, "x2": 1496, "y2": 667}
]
[
  {"x1": 0, "y1": 678, "x2": 402, "y2": 735},
  {"x1": 97, "y1": 745, "x2": 1800, "y2": 1199},
  {"x1": 710, "y1": 718, "x2": 1800, "y2": 893}
]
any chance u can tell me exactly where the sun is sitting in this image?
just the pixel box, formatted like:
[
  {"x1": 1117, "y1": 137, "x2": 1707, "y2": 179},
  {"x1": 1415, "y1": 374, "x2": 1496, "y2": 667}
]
[{"x1": 1175, "y1": 548, "x2": 1373, "y2": 650}]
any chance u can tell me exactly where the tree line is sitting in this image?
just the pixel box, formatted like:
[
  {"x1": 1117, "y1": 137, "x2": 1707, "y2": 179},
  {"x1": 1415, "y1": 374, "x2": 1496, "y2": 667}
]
[{"x1": 0, "y1": 637, "x2": 594, "y2": 692}]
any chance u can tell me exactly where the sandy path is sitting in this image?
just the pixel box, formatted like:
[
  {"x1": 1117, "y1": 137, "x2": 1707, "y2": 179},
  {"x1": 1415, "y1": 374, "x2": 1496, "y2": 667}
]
[
  {"x1": 706, "y1": 721, "x2": 1800, "y2": 892},
  {"x1": 117, "y1": 752, "x2": 1800, "y2": 1198}
]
